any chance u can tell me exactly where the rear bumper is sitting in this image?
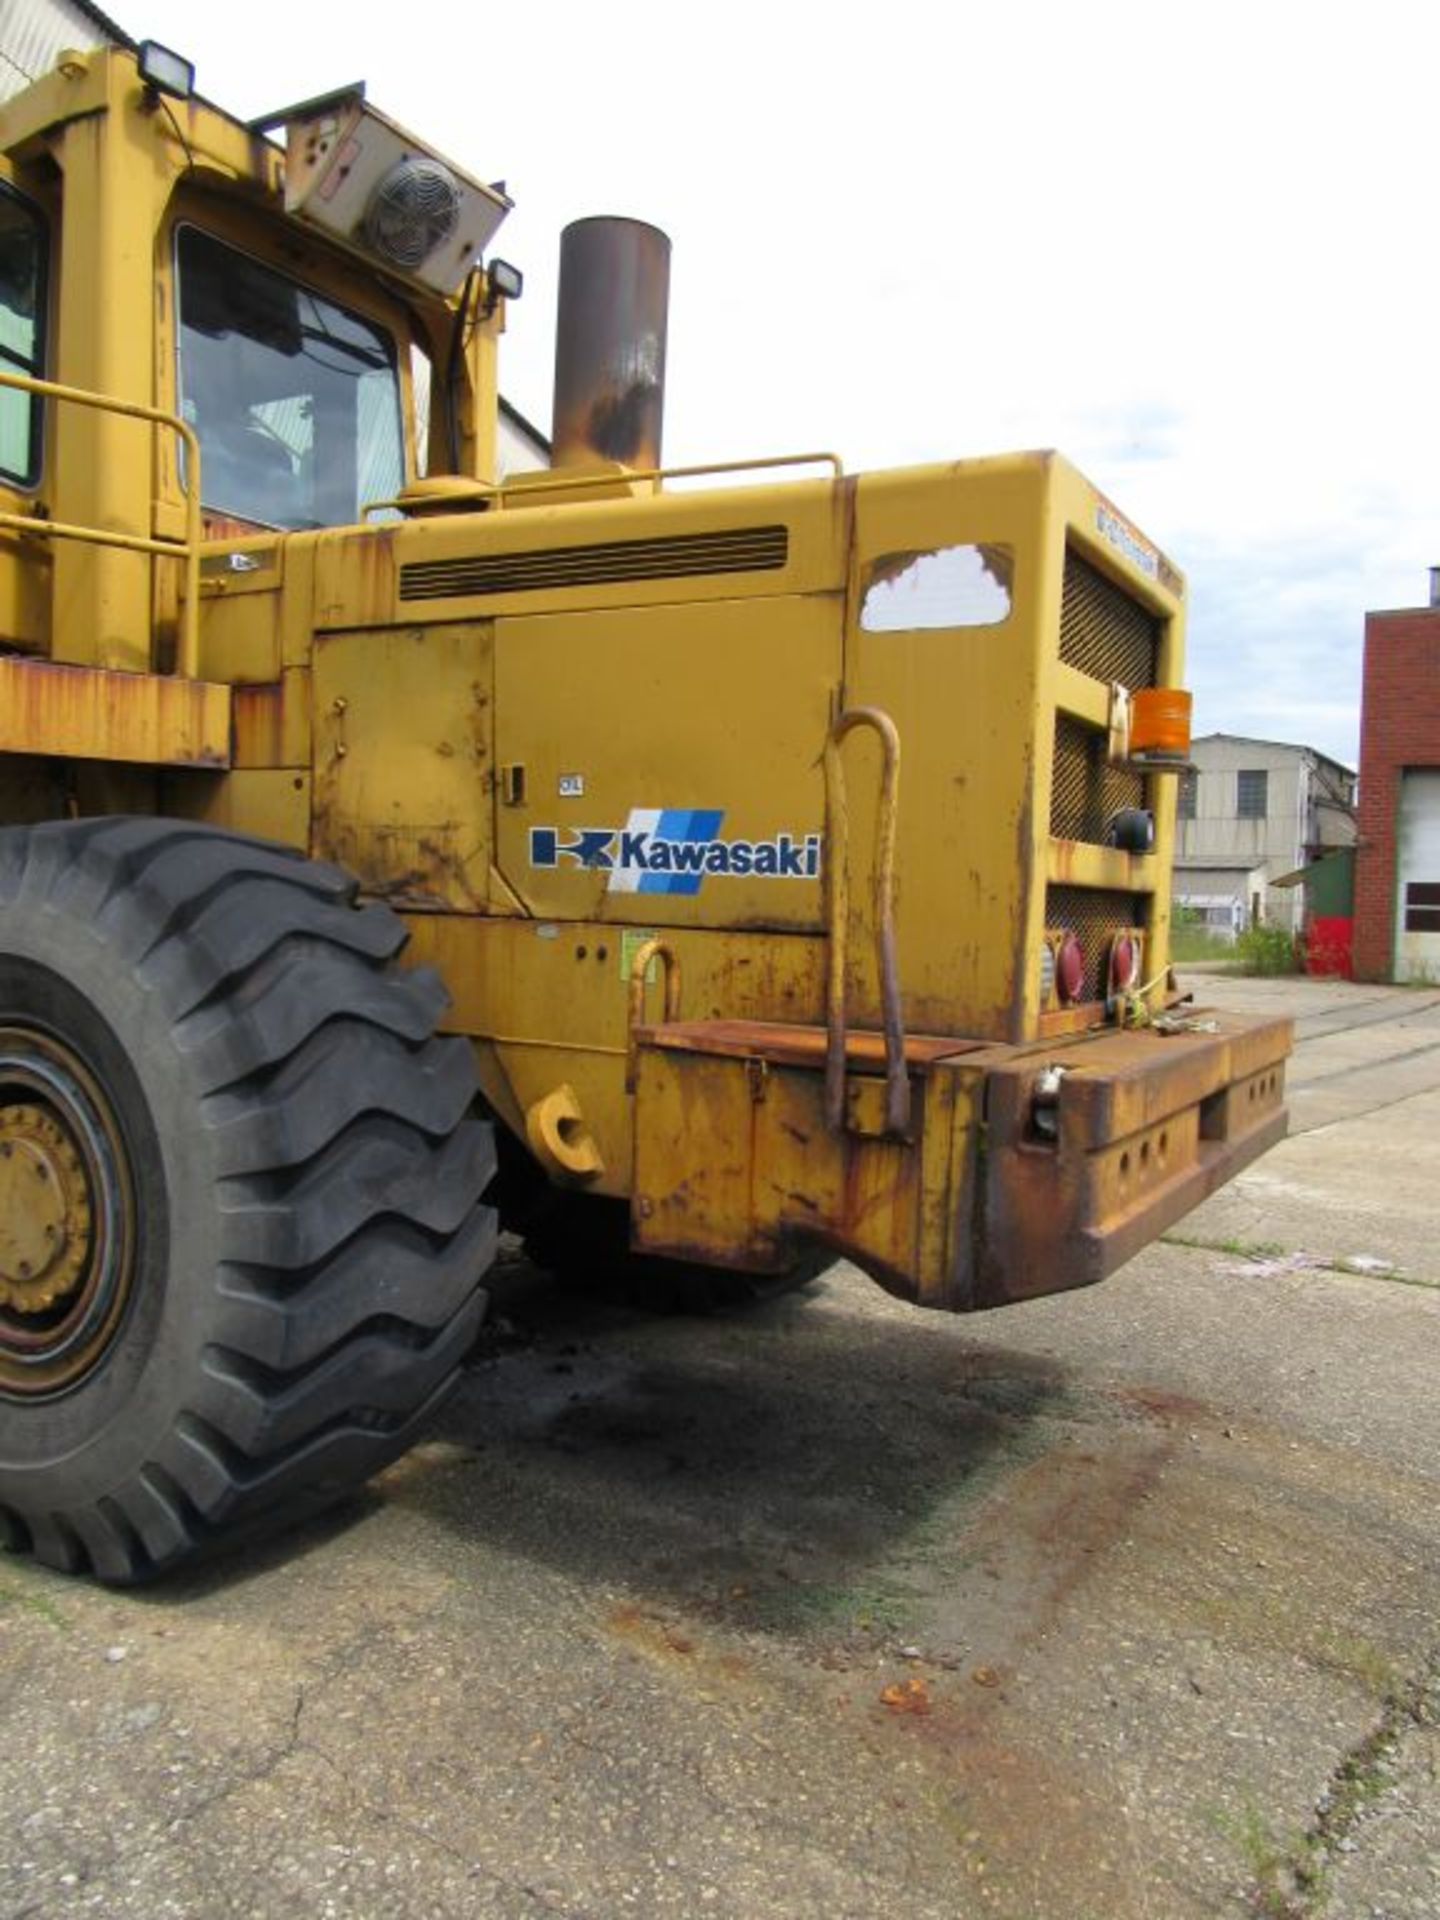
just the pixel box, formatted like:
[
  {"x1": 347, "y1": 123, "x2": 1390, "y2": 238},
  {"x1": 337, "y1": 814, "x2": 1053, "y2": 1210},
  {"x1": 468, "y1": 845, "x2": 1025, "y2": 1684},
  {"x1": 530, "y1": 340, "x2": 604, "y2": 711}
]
[
  {"x1": 630, "y1": 1009, "x2": 1292, "y2": 1310},
  {"x1": 973, "y1": 1016, "x2": 1290, "y2": 1304}
]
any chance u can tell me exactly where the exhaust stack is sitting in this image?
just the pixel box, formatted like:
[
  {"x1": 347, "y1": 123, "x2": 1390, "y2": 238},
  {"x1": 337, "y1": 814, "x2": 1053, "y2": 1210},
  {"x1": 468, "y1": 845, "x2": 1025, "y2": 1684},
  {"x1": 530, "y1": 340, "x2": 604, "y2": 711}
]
[{"x1": 552, "y1": 218, "x2": 671, "y2": 471}]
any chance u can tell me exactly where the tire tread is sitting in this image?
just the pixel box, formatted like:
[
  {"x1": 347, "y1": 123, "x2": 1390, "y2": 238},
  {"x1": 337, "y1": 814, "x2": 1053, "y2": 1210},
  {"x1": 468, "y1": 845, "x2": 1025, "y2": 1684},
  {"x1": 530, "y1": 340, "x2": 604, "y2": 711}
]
[{"x1": 0, "y1": 820, "x2": 494, "y2": 1582}]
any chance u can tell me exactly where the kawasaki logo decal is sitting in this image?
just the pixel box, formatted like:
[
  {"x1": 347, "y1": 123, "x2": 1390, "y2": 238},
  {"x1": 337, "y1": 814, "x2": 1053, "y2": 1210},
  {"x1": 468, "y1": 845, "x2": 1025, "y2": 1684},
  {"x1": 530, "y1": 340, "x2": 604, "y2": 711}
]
[{"x1": 529, "y1": 809, "x2": 821, "y2": 896}]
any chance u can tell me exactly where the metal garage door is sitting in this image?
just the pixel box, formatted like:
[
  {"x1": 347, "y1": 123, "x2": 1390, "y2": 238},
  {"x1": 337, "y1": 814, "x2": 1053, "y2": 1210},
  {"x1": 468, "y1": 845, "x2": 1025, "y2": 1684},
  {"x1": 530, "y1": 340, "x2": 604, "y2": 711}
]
[{"x1": 1395, "y1": 770, "x2": 1440, "y2": 982}]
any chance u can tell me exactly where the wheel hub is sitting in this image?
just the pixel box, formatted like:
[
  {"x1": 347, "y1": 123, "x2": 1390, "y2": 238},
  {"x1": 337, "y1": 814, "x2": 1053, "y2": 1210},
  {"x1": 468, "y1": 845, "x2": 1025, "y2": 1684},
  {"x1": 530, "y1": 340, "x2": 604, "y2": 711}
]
[
  {"x1": 0, "y1": 1105, "x2": 94, "y2": 1315},
  {"x1": 0, "y1": 1029, "x2": 135, "y2": 1399}
]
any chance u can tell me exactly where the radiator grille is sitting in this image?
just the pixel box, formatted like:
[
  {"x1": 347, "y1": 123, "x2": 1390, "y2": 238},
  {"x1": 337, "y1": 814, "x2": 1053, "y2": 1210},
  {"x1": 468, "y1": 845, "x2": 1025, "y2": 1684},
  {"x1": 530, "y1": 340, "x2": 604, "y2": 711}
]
[
  {"x1": 399, "y1": 524, "x2": 789, "y2": 602},
  {"x1": 1046, "y1": 885, "x2": 1149, "y2": 1003},
  {"x1": 1050, "y1": 712, "x2": 1147, "y2": 843},
  {"x1": 1060, "y1": 551, "x2": 1161, "y2": 688}
]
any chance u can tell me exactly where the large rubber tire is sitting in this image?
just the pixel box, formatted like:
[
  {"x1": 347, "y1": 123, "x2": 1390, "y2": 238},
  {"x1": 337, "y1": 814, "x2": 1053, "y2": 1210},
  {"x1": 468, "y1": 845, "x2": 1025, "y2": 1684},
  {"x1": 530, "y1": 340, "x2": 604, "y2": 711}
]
[{"x1": 0, "y1": 820, "x2": 496, "y2": 1583}]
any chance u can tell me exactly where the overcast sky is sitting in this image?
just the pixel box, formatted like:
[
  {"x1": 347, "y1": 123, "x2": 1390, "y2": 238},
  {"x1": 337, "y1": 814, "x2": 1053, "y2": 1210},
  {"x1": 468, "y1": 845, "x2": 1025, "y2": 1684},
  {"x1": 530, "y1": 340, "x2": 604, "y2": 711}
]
[{"x1": 123, "y1": 0, "x2": 1440, "y2": 770}]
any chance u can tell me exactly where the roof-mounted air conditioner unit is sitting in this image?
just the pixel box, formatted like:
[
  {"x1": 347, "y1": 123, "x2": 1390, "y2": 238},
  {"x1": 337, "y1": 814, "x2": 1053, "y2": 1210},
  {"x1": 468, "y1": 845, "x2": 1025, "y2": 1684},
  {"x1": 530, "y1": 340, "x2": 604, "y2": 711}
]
[{"x1": 255, "y1": 85, "x2": 511, "y2": 296}]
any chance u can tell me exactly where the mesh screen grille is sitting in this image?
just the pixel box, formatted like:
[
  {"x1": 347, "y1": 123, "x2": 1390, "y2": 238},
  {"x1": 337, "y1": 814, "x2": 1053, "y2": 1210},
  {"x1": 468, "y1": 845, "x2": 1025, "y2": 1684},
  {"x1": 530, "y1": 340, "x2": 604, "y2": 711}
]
[
  {"x1": 1046, "y1": 886, "x2": 1149, "y2": 1003},
  {"x1": 1060, "y1": 551, "x2": 1162, "y2": 688},
  {"x1": 1050, "y1": 713, "x2": 1148, "y2": 842},
  {"x1": 399, "y1": 525, "x2": 789, "y2": 602}
]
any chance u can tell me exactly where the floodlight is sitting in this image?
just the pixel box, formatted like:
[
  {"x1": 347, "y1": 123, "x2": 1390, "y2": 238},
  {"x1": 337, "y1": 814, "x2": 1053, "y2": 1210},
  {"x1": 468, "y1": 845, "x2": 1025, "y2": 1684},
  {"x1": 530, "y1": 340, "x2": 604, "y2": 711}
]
[{"x1": 137, "y1": 41, "x2": 195, "y2": 100}]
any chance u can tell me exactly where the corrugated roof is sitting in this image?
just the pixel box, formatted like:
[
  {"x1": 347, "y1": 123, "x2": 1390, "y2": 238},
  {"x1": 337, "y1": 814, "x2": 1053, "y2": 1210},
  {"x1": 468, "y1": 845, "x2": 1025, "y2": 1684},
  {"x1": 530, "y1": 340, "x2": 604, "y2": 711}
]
[
  {"x1": 1192, "y1": 732, "x2": 1356, "y2": 778},
  {"x1": 64, "y1": 0, "x2": 133, "y2": 43},
  {"x1": 2, "y1": 0, "x2": 130, "y2": 106},
  {"x1": 499, "y1": 394, "x2": 550, "y2": 456}
]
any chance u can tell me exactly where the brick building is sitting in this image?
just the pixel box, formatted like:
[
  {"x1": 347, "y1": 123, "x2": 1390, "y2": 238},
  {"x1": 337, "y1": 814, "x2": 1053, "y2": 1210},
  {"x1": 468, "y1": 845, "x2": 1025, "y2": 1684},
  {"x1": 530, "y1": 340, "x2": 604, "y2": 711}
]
[{"x1": 1353, "y1": 572, "x2": 1440, "y2": 980}]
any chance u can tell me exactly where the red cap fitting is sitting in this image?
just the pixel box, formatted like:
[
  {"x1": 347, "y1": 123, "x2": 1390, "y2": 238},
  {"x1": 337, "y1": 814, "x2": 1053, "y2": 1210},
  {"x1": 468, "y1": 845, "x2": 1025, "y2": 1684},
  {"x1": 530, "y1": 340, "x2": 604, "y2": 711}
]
[
  {"x1": 1056, "y1": 933, "x2": 1086, "y2": 1004},
  {"x1": 1110, "y1": 934, "x2": 1140, "y2": 994}
]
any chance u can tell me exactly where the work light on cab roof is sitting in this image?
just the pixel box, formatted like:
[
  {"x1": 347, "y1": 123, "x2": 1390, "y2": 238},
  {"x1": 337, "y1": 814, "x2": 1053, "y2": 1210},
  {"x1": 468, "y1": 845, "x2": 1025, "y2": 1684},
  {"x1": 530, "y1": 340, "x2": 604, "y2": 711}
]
[{"x1": 135, "y1": 39, "x2": 194, "y2": 100}]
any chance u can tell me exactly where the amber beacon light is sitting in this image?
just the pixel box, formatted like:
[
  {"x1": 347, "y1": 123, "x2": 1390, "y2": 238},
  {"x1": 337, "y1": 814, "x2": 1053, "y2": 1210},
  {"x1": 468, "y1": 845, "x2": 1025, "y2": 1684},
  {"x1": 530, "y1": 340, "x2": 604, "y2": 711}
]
[{"x1": 1128, "y1": 688, "x2": 1193, "y2": 767}]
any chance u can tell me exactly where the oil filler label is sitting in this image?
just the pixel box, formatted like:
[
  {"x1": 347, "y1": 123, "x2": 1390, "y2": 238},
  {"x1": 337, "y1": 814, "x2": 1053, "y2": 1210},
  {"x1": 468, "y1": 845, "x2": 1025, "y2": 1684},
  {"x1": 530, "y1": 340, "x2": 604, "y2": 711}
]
[{"x1": 529, "y1": 808, "x2": 821, "y2": 896}]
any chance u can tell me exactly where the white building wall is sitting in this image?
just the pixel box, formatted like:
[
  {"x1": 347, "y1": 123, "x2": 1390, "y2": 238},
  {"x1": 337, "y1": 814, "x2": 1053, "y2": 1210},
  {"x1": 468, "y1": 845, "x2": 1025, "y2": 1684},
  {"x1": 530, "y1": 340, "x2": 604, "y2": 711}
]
[
  {"x1": 497, "y1": 407, "x2": 549, "y2": 477},
  {"x1": 1173, "y1": 736, "x2": 1355, "y2": 935},
  {"x1": 1394, "y1": 771, "x2": 1440, "y2": 984},
  {"x1": 1, "y1": 0, "x2": 116, "y2": 105}
]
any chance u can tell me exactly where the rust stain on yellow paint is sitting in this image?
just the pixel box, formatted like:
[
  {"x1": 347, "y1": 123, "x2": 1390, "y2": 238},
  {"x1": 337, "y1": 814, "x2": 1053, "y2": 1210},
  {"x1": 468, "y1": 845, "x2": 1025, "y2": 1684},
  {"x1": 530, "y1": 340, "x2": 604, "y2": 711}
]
[{"x1": 0, "y1": 656, "x2": 230, "y2": 768}]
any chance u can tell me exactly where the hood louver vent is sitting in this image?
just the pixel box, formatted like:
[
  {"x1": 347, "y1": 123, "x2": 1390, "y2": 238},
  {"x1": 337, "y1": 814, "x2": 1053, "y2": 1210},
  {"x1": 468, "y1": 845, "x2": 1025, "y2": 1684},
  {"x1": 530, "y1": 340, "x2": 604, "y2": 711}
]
[
  {"x1": 399, "y1": 525, "x2": 789, "y2": 602},
  {"x1": 1051, "y1": 712, "x2": 1147, "y2": 844},
  {"x1": 1061, "y1": 551, "x2": 1161, "y2": 689}
]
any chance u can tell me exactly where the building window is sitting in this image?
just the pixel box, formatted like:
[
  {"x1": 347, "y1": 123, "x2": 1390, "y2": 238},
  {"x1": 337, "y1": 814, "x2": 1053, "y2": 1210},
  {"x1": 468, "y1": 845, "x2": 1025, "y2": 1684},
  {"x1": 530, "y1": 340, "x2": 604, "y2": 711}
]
[
  {"x1": 1404, "y1": 882, "x2": 1440, "y2": 933},
  {"x1": 1177, "y1": 770, "x2": 1198, "y2": 821},
  {"x1": 1237, "y1": 769, "x2": 1268, "y2": 819},
  {"x1": 0, "y1": 182, "x2": 48, "y2": 487}
]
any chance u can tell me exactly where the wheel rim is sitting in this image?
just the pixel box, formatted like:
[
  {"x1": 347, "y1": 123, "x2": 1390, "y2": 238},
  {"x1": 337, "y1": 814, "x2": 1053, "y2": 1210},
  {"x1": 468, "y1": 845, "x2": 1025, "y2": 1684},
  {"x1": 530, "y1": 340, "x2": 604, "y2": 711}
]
[{"x1": 0, "y1": 1026, "x2": 137, "y2": 1399}]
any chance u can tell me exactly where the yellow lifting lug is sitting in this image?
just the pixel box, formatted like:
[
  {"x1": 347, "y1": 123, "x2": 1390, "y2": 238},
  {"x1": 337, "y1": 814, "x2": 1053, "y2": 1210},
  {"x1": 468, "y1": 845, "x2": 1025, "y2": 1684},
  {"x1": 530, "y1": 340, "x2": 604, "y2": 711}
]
[{"x1": 524, "y1": 1084, "x2": 604, "y2": 1183}]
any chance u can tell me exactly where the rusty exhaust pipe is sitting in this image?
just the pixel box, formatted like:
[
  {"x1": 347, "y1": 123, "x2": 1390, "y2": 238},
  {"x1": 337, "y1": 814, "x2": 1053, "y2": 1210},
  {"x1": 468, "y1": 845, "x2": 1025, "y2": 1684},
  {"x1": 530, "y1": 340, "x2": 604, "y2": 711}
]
[{"x1": 552, "y1": 217, "x2": 671, "y2": 470}]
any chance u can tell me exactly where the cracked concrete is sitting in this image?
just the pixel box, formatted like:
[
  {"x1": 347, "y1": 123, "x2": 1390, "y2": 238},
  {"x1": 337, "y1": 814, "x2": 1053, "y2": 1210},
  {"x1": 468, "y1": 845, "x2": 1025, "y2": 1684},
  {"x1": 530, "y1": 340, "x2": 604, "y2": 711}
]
[
  {"x1": 1, "y1": 971, "x2": 1438, "y2": 1918},
  {"x1": 1325, "y1": 1662, "x2": 1440, "y2": 1919}
]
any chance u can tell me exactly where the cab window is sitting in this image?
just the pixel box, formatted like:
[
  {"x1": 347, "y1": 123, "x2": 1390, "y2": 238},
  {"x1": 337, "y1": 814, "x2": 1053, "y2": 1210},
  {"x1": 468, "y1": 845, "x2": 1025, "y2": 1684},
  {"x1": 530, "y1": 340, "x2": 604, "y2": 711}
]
[
  {"x1": 175, "y1": 227, "x2": 405, "y2": 529},
  {"x1": 0, "y1": 183, "x2": 47, "y2": 488}
]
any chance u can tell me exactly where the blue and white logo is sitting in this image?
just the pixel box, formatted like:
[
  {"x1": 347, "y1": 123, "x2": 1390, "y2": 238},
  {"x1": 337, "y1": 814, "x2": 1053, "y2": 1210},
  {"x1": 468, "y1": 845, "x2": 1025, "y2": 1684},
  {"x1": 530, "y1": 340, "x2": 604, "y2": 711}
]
[{"x1": 529, "y1": 808, "x2": 821, "y2": 896}]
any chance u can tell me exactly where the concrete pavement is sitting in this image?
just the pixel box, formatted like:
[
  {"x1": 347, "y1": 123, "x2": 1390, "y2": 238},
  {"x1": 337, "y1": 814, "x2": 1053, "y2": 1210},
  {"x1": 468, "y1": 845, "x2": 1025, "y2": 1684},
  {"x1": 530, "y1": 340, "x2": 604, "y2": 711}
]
[{"x1": 1, "y1": 970, "x2": 1436, "y2": 1919}]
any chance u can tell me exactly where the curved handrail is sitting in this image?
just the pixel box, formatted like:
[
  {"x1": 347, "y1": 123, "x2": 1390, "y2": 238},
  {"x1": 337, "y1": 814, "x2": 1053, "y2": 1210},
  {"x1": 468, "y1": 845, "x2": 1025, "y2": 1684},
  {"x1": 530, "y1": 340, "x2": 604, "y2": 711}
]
[
  {"x1": 823, "y1": 706, "x2": 909, "y2": 1136},
  {"x1": 362, "y1": 448, "x2": 844, "y2": 519},
  {"x1": 625, "y1": 937, "x2": 682, "y2": 1093}
]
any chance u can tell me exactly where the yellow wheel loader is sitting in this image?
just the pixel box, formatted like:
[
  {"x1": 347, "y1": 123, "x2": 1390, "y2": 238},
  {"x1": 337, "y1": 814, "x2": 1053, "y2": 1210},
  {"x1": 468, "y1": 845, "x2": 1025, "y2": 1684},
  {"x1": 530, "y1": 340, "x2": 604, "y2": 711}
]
[{"x1": 0, "y1": 42, "x2": 1290, "y2": 1580}]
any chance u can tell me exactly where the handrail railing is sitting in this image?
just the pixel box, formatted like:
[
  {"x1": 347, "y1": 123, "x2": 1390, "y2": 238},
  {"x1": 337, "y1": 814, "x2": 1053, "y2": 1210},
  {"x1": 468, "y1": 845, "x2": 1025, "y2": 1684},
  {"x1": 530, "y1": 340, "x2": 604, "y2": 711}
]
[
  {"x1": 0, "y1": 368, "x2": 202, "y2": 679},
  {"x1": 823, "y1": 706, "x2": 909, "y2": 1137},
  {"x1": 362, "y1": 449, "x2": 844, "y2": 520},
  {"x1": 625, "y1": 937, "x2": 682, "y2": 1093}
]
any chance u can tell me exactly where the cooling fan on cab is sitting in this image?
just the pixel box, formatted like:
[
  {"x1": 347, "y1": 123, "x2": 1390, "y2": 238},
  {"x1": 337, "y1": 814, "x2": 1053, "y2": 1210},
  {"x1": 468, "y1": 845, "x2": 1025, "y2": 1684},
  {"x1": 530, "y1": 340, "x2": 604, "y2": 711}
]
[{"x1": 364, "y1": 158, "x2": 462, "y2": 270}]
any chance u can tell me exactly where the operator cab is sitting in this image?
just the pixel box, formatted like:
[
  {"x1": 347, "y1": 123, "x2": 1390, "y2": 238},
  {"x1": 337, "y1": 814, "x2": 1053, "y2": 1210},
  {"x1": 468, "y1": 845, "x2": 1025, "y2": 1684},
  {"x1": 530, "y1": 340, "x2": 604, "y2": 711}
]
[
  {"x1": 167, "y1": 79, "x2": 514, "y2": 537},
  {"x1": 175, "y1": 226, "x2": 406, "y2": 533}
]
